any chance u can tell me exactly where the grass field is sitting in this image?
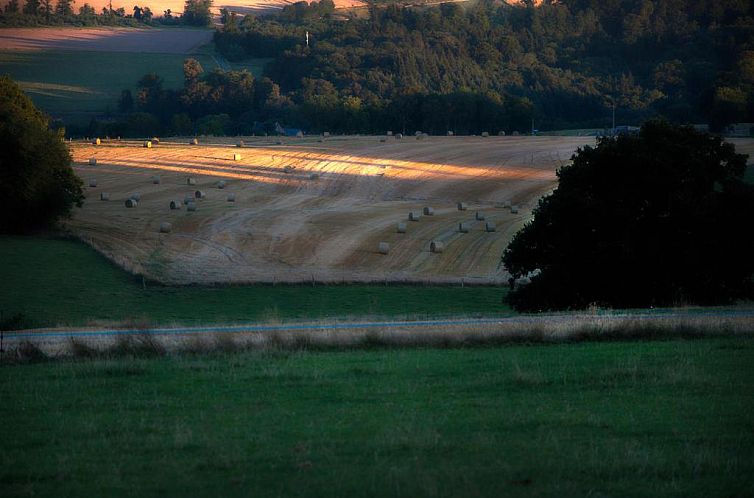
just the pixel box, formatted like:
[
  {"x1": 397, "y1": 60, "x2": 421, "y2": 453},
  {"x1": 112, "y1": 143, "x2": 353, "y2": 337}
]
[
  {"x1": 0, "y1": 49, "x2": 267, "y2": 124},
  {"x1": 2, "y1": 338, "x2": 753, "y2": 497},
  {"x1": 0, "y1": 236, "x2": 510, "y2": 329}
]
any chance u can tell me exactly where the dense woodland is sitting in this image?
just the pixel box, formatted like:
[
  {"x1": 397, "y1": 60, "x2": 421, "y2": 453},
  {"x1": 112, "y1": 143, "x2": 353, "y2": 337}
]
[{"x1": 70, "y1": 0, "x2": 754, "y2": 136}]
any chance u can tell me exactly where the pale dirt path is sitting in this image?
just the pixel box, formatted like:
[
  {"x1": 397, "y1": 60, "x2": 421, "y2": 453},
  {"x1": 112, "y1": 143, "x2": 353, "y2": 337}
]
[{"x1": 67, "y1": 135, "x2": 595, "y2": 284}]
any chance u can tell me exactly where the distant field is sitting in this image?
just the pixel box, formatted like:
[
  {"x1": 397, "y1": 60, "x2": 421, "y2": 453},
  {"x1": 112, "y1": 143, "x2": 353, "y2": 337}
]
[
  {"x1": 0, "y1": 49, "x2": 267, "y2": 123},
  {"x1": 2, "y1": 339, "x2": 753, "y2": 496},
  {"x1": 0, "y1": 236, "x2": 510, "y2": 329}
]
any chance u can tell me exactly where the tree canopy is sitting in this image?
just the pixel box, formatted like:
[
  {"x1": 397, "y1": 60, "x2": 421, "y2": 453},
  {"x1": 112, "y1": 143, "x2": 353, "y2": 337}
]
[
  {"x1": 0, "y1": 76, "x2": 83, "y2": 233},
  {"x1": 502, "y1": 121, "x2": 754, "y2": 311}
]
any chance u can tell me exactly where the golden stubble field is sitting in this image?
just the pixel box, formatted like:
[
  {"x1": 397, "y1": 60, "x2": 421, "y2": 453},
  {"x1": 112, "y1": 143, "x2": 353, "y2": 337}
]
[{"x1": 68, "y1": 135, "x2": 597, "y2": 285}]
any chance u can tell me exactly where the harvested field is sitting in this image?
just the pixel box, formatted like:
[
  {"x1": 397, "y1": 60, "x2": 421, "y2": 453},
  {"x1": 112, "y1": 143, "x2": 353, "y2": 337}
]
[
  {"x1": 68, "y1": 135, "x2": 595, "y2": 284},
  {"x1": 0, "y1": 27, "x2": 213, "y2": 53}
]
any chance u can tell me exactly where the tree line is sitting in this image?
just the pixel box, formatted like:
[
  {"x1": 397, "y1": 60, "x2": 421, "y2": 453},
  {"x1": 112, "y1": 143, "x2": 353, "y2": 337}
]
[{"x1": 0, "y1": 0, "x2": 212, "y2": 26}]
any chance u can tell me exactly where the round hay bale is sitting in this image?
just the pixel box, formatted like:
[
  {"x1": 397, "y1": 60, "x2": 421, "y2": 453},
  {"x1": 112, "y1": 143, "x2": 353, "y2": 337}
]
[
  {"x1": 408, "y1": 211, "x2": 421, "y2": 221},
  {"x1": 217, "y1": 180, "x2": 226, "y2": 189},
  {"x1": 89, "y1": 179, "x2": 97, "y2": 188},
  {"x1": 423, "y1": 206, "x2": 434, "y2": 216},
  {"x1": 378, "y1": 242, "x2": 390, "y2": 255},
  {"x1": 457, "y1": 202, "x2": 468, "y2": 211},
  {"x1": 151, "y1": 175, "x2": 160, "y2": 184},
  {"x1": 170, "y1": 200, "x2": 181, "y2": 210},
  {"x1": 187, "y1": 202, "x2": 197, "y2": 212},
  {"x1": 187, "y1": 177, "x2": 196, "y2": 186},
  {"x1": 227, "y1": 193, "x2": 235, "y2": 202},
  {"x1": 485, "y1": 222, "x2": 496, "y2": 232},
  {"x1": 190, "y1": 138, "x2": 199, "y2": 145},
  {"x1": 125, "y1": 198, "x2": 138, "y2": 208},
  {"x1": 152, "y1": 137, "x2": 160, "y2": 145},
  {"x1": 397, "y1": 222, "x2": 407, "y2": 233},
  {"x1": 236, "y1": 140, "x2": 244, "y2": 147},
  {"x1": 323, "y1": 132, "x2": 330, "y2": 137},
  {"x1": 510, "y1": 205, "x2": 519, "y2": 214},
  {"x1": 88, "y1": 158, "x2": 97, "y2": 166},
  {"x1": 143, "y1": 140, "x2": 152, "y2": 148},
  {"x1": 130, "y1": 192, "x2": 141, "y2": 201},
  {"x1": 387, "y1": 131, "x2": 393, "y2": 136},
  {"x1": 475, "y1": 211, "x2": 485, "y2": 221},
  {"x1": 233, "y1": 153, "x2": 241, "y2": 161},
  {"x1": 498, "y1": 131, "x2": 506, "y2": 136},
  {"x1": 308, "y1": 172, "x2": 319, "y2": 180},
  {"x1": 195, "y1": 190, "x2": 205, "y2": 199},
  {"x1": 100, "y1": 192, "x2": 109, "y2": 201},
  {"x1": 416, "y1": 133, "x2": 426, "y2": 140},
  {"x1": 159, "y1": 222, "x2": 172, "y2": 233},
  {"x1": 415, "y1": 131, "x2": 422, "y2": 136},
  {"x1": 430, "y1": 241, "x2": 445, "y2": 253},
  {"x1": 512, "y1": 131, "x2": 520, "y2": 136},
  {"x1": 284, "y1": 166, "x2": 294, "y2": 174},
  {"x1": 447, "y1": 131, "x2": 454, "y2": 136},
  {"x1": 481, "y1": 131, "x2": 490, "y2": 137},
  {"x1": 395, "y1": 133, "x2": 403, "y2": 139},
  {"x1": 458, "y1": 222, "x2": 470, "y2": 233},
  {"x1": 93, "y1": 138, "x2": 101, "y2": 145}
]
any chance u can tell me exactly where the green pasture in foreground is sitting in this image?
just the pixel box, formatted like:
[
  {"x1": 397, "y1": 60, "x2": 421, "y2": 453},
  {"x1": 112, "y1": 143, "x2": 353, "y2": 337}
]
[
  {"x1": 2, "y1": 339, "x2": 753, "y2": 497},
  {"x1": 0, "y1": 50, "x2": 267, "y2": 124},
  {"x1": 0, "y1": 236, "x2": 510, "y2": 328}
]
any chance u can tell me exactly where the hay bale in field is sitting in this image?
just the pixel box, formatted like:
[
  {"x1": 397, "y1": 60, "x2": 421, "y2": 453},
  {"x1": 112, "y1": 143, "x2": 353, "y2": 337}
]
[
  {"x1": 143, "y1": 141, "x2": 152, "y2": 148},
  {"x1": 217, "y1": 180, "x2": 226, "y2": 189},
  {"x1": 152, "y1": 137, "x2": 160, "y2": 145},
  {"x1": 323, "y1": 132, "x2": 330, "y2": 137},
  {"x1": 481, "y1": 131, "x2": 490, "y2": 137},
  {"x1": 233, "y1": 153, "x2": 241, "y2": 161},
  {"x1": 190, "y1": 138, "x2": 199, "y2": 145},
  {"x1": 125, "y1": 198, "x2": 138, "y2": 208},
  {"x1": 499, "y1": 131, "x2": 506, "y2": 136},
  {"x1": 151, "y1": 176, "x2": 160, "y2": 184},
  {"x1": 284, "y1": 165, "x2": 294, "y2": 174},
  {"x1": 88, "y1": 158, "x2": 97, "y2": 166},
  {"x1": 308, "y1": 172, "x2": 319, "y2": 180},
  {"x1": 415, "y1": 131, "x2": 422, "y2": 136},
  {"x1": 195, "y1": 190, "x2": 205, "y2": 199},
  {"x1": 159, "y1": 222, "x2": 172, "y2": 233},
  {"x1": 408, "y1": 211, "x2": 421, "y2": 221},
  {"x1": 447, "y1": 131, "x2": 454, "y2": 136},
  {"x1": 130, "y1": 192, "x2": 141, "y2": 201},
  {"x1": 475, "y1": 211, "x2": 485, "y2": 221},
  {"x1": 430, "y1": 241, "x2": 445, "y2": 253},
  {"x1": 236, "y1": 140, "x2": 244, "y2": 147},
  {"x1": 378, "y1": 242, "x2": 390, "y2": 255},
  {"x1": 187, "y1": 177, "x2": 196, "y2": 186},
  {"x1": 227, "y1": 193, "x2": 236, "y2": 202},
  {"x1": 423, "y1": 206, "x2": 434, "y2": 216},
  {"x1": 187, "y1": 202, "x2": 197, "y2": 212},
  {"x1": 387, "y1": 131, "x2": 393, "y2": 136},
  {"x1": 485, "y1": 222, "x2": 496, "y2": 232},
  {"x1": 397, "y1": 222, "x2": 407, "y2": 233},
  {"x1": 100, "y1": 192, "x2": 109, "y2": 201},
  {"x1": 512, "y1": 131, "x2": 520, "y2": 136},
  {"x1": 510, "y1": 205, "x2": 519, "y2": 214},
  {"x1": 457, "y1": 202, "x2": 468, "y2": 211},
  {"x1": 416, "y1": 133, "x2": 426, "y2": 140},
  {"x1": 458, "y1": 222, "x2": 470, "y2": 233},
  {"x1": 93, "y1": 138, "x2": 101, "y2": 145},
  {"x1": 170, "y1": 200, "x2": 181, "y2": 210},
  {"x1": 89, "y1": 179, "x2": 97, "y2": 188},
  {"x1": 395, "y1": 133, "x2": 403, "y2": 139}
]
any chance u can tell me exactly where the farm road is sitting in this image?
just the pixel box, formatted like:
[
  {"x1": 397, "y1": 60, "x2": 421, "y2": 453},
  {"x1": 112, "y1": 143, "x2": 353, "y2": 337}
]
[{"x1": 4, "y1": 308, "x2": 753, "y2": 350}]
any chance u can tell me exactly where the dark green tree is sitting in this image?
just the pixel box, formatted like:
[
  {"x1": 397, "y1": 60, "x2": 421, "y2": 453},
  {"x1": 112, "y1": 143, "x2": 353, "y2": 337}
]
[
  {"x1": 54, "y1": 0, "x2": 73, "y2": 16},
  {"x1": 182, "y1": 0, "x2": 211, "y2": 26},
  {"x1": 22, "y1": 0, "x2": 40, "y2": 15},
  {"x1": 0, "y1": 76, "x2": 84, "y2": 233},
  {"x1": 503, "y1": 121, "x2": 754, "y2": 311},
  {"x1": 4, "y1": 0, "x2": 20, "y2": 13}
]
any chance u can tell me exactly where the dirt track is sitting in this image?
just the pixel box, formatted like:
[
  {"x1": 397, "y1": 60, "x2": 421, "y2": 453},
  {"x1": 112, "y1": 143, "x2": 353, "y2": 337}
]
[{"x1": 69, "y1": 135, "x2": 593, "y2": 284}]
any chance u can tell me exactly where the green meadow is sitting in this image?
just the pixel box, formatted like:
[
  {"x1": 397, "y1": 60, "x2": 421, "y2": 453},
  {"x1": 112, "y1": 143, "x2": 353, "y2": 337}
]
[
  {"x1": 0, "y1": 50, "x2": 268, "y2": 124},
  {"x1": 0, "y1": 236, "x2": 510, "y2": 329},
  {"x1": 2, "y1": 339, "x2": 753, "y2": 497}
]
